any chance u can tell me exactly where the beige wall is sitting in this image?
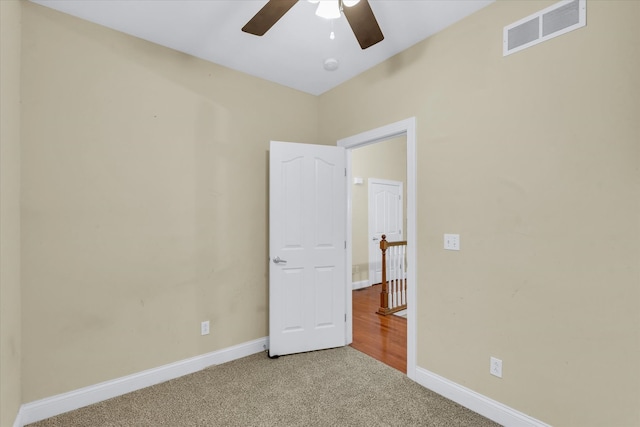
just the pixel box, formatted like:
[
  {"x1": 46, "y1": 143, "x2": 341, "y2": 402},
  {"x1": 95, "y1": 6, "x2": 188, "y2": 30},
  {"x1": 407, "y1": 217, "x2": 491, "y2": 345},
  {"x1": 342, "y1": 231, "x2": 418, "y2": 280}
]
[
  {"x1": 320, "y1": 1, "x2": 640, "y2": 426},
  {"x1": 5, "y1": 1, "x2": 640, "y2": 426},
  {"x1": 0, "y1": 1, "x2": 23, "y2": 425},
  {"x1": 351, "y1": 136, "x2": 406, "y2": 283},
  {"x1": 20, "y1": 2, "x2": 320, "y2": 402}
]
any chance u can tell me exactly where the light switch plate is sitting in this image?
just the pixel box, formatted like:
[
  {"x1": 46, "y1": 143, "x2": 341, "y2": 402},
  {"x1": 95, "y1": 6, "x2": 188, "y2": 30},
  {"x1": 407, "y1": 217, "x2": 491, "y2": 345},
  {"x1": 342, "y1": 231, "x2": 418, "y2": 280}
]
[{"x1": 444, "y1": 234, "x2": 460, "y2": 250}]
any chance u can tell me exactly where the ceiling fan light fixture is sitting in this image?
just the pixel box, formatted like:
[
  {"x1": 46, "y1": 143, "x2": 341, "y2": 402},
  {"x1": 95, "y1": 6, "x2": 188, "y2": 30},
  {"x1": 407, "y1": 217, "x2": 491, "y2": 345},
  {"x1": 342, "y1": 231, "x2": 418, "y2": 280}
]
[
  {"x1": 243, "y1": 0, "x2": 383, "y2": 50},
  {"x1": 315, "y1": 0, "x2": 341, "y2": 20}
]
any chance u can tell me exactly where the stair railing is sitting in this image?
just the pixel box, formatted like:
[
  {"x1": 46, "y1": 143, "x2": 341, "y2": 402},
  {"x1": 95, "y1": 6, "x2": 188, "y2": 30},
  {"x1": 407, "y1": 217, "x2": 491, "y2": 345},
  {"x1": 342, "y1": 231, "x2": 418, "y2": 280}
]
[{"x1": 377, "y1": 234, "x2": 407, "y2": 316}]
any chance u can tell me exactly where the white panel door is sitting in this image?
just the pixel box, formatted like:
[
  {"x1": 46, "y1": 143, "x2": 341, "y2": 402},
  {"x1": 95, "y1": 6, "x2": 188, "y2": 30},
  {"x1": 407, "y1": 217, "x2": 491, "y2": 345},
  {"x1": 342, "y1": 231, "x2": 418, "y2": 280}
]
[
  {"x1": 269, "y1": 141, "x2": 346, "y2": 357},
  {"x1": 368, "y1": 179, "x2": 403, "y2": 285}
]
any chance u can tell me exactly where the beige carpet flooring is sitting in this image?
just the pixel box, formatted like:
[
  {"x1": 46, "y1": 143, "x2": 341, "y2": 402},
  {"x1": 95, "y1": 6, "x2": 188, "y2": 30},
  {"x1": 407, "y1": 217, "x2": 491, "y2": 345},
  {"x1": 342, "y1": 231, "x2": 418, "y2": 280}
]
[{"x1": 28, "y1": 346, "x2": 500, "y2": 426}]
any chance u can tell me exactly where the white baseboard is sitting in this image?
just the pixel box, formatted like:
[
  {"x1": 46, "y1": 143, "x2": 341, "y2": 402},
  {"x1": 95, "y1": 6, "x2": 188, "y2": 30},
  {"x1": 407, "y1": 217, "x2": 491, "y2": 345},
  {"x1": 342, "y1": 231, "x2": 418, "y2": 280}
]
[
  {"x1": 13, "y1": 411, "x2": 22, "y2": 427},
  {"x1": 352, "y1": 280, "x2": 370, "y2": 290},
  {"x1": 17, "y1": 337, "x2": 268, "y2": 426},
  {"x1": 16, "y1": 341, "x2": 549, "y2": 427},
  {"x1": 415, "y1": 366, "x2": 551, "y2": 427}
]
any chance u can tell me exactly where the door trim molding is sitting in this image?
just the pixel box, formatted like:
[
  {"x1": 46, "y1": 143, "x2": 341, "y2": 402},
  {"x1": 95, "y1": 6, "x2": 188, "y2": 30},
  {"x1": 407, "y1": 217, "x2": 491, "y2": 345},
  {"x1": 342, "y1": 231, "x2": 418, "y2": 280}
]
[{"x1": 338, "y1": 117, "x2": 417, "y2": 381}]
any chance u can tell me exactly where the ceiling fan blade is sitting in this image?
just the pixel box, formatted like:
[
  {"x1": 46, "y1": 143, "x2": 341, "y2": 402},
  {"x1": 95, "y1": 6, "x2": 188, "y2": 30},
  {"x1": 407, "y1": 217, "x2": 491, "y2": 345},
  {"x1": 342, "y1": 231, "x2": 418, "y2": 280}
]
[
  {"x1": 342, "y1": 0, "x2": 384, "y2": 49},
  {"x1": 242, "y1": 0, "x2": 298, "y2": 36}
]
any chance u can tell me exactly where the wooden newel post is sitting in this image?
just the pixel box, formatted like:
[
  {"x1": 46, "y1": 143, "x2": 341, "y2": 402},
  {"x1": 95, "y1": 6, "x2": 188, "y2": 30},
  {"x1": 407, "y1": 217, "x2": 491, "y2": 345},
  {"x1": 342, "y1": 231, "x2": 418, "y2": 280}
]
[{"x1": 379, "y1": 235, "x2": 389, "y2": 313}]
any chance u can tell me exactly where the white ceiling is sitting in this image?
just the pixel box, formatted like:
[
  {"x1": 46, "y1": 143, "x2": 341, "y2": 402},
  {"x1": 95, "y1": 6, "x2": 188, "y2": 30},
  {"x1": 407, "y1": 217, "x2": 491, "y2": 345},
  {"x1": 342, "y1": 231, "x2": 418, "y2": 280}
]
[{"x1": 31, "y1": 0, "x2": 494, "y2": 95}]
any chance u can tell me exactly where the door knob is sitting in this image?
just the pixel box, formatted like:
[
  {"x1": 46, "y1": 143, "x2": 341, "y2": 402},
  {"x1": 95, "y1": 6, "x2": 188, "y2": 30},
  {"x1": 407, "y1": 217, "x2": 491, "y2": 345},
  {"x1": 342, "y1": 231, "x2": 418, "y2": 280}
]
[{"x1": 273, "y1": 256, "x2": 287, "y2": 264}]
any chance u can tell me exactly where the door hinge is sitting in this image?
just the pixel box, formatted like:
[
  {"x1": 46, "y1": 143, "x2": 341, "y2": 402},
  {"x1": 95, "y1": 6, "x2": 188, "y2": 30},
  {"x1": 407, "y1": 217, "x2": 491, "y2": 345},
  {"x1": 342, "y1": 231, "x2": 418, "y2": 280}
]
[
  {"x1": 344, "y1": 241, "x2": 347, "y2": 249},
  {"x1": 345, "y1": 168, "x2": 347, "y2": 177},
  {"x1": 345, "y1": 313, "x2": 347, "y2": 322}
]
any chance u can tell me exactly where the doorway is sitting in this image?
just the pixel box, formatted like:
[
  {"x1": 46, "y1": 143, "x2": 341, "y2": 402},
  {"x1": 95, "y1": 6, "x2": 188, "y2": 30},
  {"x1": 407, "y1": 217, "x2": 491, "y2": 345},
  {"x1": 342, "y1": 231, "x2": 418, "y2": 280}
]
[
  {"x1": 368, "y1": 178, "x2": 404, "y2": 286},
  {"x1": 338, "y1": 118, "x2": 416, "y2": 381}
]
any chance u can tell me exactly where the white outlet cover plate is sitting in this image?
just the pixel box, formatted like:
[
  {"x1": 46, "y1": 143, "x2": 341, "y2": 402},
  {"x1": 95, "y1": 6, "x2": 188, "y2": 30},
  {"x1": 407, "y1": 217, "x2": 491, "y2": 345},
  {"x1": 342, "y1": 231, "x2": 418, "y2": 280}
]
[
  {"x1": 201, "y1": 321, "x2": 210, "y2": 336},
  {"x1": 444, "y1": 234, "x2": 460, "y2": 251},
  {"x1": 490, "y1": 356, "x2": 503, "y2": 378}
]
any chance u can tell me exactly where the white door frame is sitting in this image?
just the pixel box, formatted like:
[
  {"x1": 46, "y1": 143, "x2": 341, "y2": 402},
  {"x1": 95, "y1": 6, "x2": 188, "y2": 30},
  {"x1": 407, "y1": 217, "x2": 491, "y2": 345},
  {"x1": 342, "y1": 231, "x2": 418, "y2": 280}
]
[
  {"x1": 338, "y1": 117, "x2": 417, "y2": 381},
  {"x1": 368, "y1": 178, "x2": 404, "y2": 287}
]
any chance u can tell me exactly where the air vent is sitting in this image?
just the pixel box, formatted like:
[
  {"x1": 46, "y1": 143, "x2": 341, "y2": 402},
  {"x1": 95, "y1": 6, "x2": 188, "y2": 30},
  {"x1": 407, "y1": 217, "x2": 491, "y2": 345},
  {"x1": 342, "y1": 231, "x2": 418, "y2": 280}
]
[{"x1": 503, "y1": 0, "x2": 586, "y2": 56}]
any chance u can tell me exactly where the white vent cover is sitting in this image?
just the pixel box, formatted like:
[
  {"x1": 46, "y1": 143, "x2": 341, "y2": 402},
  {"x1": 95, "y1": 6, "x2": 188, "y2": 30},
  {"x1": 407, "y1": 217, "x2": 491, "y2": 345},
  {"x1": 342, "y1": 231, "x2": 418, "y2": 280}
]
[{"x1": 503, "y1": 0, "x2": 586, "y2": 56}]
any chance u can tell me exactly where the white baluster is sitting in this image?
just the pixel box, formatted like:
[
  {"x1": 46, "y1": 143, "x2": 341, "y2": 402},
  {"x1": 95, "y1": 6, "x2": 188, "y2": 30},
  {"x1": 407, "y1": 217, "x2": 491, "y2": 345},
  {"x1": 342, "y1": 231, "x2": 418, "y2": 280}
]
[
  {"x1": 391, "y1": 246, "x2": 396, "y2": 309},
  {"x1": 393, "y1": 246, "x2": 399, "y2": 309},
  {"x1": 400, "y1": 245, "x2": 406, "y2": 306}
]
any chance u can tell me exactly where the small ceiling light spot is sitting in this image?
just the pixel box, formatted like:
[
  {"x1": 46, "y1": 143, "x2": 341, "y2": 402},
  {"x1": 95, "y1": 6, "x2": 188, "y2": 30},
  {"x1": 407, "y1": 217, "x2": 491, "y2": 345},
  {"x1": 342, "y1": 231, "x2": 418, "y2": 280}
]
[
  {"x1": 330, "y1": 31, "x2": 335, "y2": 40},
  {"x1": 323, "y1": 58, "x2": 339, "y2": 71}
]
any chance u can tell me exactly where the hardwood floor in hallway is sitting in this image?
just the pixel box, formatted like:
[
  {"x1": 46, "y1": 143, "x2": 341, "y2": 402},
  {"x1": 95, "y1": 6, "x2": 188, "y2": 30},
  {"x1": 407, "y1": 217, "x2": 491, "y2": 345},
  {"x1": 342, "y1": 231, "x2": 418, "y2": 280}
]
[{"x1": 350, "y1": 284, "x2": 407, "y2": 374}]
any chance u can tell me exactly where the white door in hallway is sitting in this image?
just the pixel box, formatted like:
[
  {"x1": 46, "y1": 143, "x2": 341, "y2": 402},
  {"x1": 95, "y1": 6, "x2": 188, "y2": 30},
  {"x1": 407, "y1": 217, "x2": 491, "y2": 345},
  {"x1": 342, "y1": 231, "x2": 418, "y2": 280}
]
[
  {"x1": 269, "y1": 141, "x2": 346, "y2": 357},
  {"x1": 368, "y1": 179, "x2": 403, "y2": 286}
]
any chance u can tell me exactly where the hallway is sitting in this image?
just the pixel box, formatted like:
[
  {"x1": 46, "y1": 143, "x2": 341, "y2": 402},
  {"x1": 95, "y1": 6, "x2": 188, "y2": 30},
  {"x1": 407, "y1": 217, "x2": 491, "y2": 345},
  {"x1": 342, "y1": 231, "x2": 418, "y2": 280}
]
[{"x1": 350, "y1": 284, "x2": 407, "y2": 373}]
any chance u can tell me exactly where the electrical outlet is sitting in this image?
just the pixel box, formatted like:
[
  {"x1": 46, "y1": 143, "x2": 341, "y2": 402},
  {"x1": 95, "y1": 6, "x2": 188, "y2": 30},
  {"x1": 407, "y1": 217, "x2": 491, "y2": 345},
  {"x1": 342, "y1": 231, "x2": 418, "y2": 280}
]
[
  {"x1": 201, "y1": 320, "x2": 210, "y2": 336},
  {"x1": 444, "y1": 234, "x2": 460, "y2": 251},
  {"x1": 490, "y1": 357, "x2": 503, "y2": 378}
]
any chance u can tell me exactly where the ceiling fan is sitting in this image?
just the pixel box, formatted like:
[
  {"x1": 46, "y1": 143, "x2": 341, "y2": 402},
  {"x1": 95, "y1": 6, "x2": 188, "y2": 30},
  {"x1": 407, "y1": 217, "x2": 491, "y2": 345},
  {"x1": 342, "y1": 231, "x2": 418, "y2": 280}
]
[{"x1": 242, "y1": 0, "x2": 384, "y2": 50}]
